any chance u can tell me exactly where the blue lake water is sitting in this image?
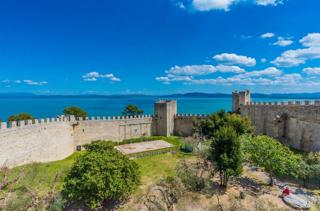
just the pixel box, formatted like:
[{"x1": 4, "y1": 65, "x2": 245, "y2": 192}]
[{"x1": 0, "y1": 96, "x2": 312, "y2": 121}]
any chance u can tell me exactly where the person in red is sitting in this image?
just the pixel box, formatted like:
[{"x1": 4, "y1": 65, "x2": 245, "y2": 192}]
[{"x1": 282, "y1": 186, "x2": 291, "y2": 196}]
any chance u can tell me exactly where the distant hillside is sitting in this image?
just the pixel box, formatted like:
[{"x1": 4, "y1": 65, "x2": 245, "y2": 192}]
[{"x1": 0, "y1": 92, "x2": 319, "y2": 99}]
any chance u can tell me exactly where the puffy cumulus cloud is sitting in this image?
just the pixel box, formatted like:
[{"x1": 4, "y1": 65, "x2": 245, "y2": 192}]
[
  {"x1": 272, "y1": 33, "x2": 320, "y2": 67},
  {"x1": 166, "y1": 65, "x2": 216, "y2": 76},
  {"x1": 190, "y1": 73, "x2": 303, "y2": 86},
  {"x1": 155, "y1": 75, "x2": 192, "y2": 84},
  {"x1": 303, "y1": 67, "x2": 320, "y2": 75},
  {"x1": 1, "y1": 79, "x2": 47, "y2": 86},
  {"x1": 213, "y1": 53, "x2": 256, "y2": 67},
  {"x1": 157, "y1": 64, "x2": 245, "y2": 84},
  {"x1": 261, "y1": 32, "x2": 275, "y2": 39},
  {"x1": 166, "y1": 64, "x2": 245, "y2": 76},
  {"x1": 82, "y1": 71, "x2": 121, "y2": 82},
  {"x1": 272, "y1": 47, "x2": 320, "y2": 67},
  {"x1": 300, "y1": 33, "x2": 320, "y2": 47},
  {"x1": 192, "y1": 0, "x2": 235, "y2": 11},
  {"x1": 255, "y1": 0, "x2": 283, "y2": 6},
  {"x1": 235, "y1": 67, "x2": 282, "y2": 78},
  {"x1": 273, "y1": 37, "x2": 293, "y2": 47}
]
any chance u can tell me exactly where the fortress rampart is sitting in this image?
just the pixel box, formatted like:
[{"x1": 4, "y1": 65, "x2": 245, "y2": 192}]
[
  {"x1": 0, "y1": 100, "x2": 207, "y2": 167},
  {"x1": 2, "y1": 92, "x2": 320, "y2": 167},
  {"x1": 234, "y1": 91, "x2": 320, "y2": 152}
]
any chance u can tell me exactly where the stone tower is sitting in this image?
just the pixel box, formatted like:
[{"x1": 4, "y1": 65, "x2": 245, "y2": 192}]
[
  {"x1": 154, "y1": 100, "x2": 177, "y2": 136},
  {"x1": 232, "y1": 90, "x2": 251, "y2": 112}
]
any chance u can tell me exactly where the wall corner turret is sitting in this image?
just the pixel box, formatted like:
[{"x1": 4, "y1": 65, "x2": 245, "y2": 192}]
[{"x1": 232, "y1": 90, "x2": 251, "y2": 112}]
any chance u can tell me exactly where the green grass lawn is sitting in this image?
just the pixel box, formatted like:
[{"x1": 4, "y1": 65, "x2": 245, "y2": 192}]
[{"x1": 1, "y1": 136, "x2": 191, "y2": 199}]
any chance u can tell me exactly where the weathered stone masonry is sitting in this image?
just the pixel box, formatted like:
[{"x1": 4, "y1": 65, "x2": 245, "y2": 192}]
[
  {"x1": 0, "y1": 100, "x2": 206, "y2": 167},
  {"x1": 233, "y1": 90, "x2": 320, "y2": 152}
]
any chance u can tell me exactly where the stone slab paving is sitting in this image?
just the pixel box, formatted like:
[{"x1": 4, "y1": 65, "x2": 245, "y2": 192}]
[{"x1": 115, "y1": 140, "x2": 173, "y2": 155}]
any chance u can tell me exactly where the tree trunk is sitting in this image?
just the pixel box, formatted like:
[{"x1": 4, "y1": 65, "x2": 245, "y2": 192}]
[{"x1": 269, "y1": 174, "x2": 274, "y2": 186}]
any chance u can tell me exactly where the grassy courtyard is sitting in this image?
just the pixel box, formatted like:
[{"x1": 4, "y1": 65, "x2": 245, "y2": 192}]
[{"x1": 0, "y1": 136, "x2": 192, "y2": 209}]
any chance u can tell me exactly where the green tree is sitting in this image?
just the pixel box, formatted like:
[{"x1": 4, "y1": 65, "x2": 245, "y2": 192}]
[
  {"x1": 7, "y1": 112, "x2": 34, "y2": 122},
  {"x1": 242, "y1": 135, "x2": 302, "y2": 186},
  {"x1": 299, "y1": 152, "x2": 320, "y2": 188},
  {"x1": 194, "y1": 110, "x2": 252, "y2": 139},
  {"x1": 63, "y1": 106, "x2": 87, "y2": 118},
  {"x1": 62, "y1": 141, "x2": 140, "y2": 209},
  {"x1": 209, "y1": 126, "x2": 243, "y2": 187},
  {"x1": 121, "y1": 104, "x2": 143, "y2": 116}
]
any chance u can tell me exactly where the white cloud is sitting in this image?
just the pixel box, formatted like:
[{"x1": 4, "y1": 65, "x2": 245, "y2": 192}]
[
  {"x1": 213, "y1": 53, "x2": 256, "y2": 67},
  {"x1": 190, "y1": 73, "x2": 302, "y2": 86},
  {"x1": 300, "y1": 33, "x2": 320, "y2": 47},
  {"x1": 23, "y1": 80, "x2": 48, "y2": 86},
  {"x1": 272, "y1": 33, "x2": 320, "y2": 67},
  {"x1": 273, "y1": 37, "x2": 293, "y2": 47},
  {"x1": 271, "y1": 47, "x2": 320, "y2": 67},
  {"x1": 261, "y1": 32, "x2": 275, "y2": 39},
  {"x1": 166, "y1": 65, "x2": 216, "y2": 75},
  {"x1": 192, "y1": 0, "x2": 235, "y2": 11},
  {"x1": 236, "y1": 67, "x2": 282, "y2": 78},
  {"x1": 82, "y1": 71, "x2": 121, "y2": 82},
  {"x1": 166, "y1": 64, "x2": 245, "y2": 76},
  {"x1": 1, "y1": 79, "x2": 47, "y2": 86},
  {"x1": 214, "y1": 65, "x2": 246, "y2": 73},
  {"x1": 156, "y1": 75, "x2": 192, "y2": 84},
  {"x1": 256, "y1": 0, "x2": 283, "y2": 6},
  {"x1": 303, "y1": 67, "x2": 320, "y2": 75}
]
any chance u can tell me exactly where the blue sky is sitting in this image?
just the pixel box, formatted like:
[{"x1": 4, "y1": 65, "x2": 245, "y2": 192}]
[{"x1": 0, "y1": 0, "x2": 320, "y2": 94}]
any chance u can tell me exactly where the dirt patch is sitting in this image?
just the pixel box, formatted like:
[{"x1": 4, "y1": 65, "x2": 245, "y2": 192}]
[{"x1": 115, "y1": 140, "x2": 173, "y2": 155}]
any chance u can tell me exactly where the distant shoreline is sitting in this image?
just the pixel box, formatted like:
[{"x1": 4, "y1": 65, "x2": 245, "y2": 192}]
[{"x1": 0, "y1": 92, "x2": 319, "y2": 99}]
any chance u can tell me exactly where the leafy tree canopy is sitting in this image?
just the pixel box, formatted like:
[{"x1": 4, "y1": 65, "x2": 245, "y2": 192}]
[
  {"x1": 63, "y1": 106, "x2": 87, "y2": 118},
  {"x1": 194, "y1": 110, "x2": 253, "y2": 138},
  {"x1": 242, "y1": 135, "x2": 302, "y2": 184},
  {"x1": 121, "y1": 104, "x2": 143, "y2": 116},
  {"x1": 62, "y1": 141, "x2": 140, "y2": 209},
  {"x1": 7, "y1": 112, "x2": 34, "y2": 122},
  {"x1": 209, "y1": 126, "x2": 243, "y2": 187}
]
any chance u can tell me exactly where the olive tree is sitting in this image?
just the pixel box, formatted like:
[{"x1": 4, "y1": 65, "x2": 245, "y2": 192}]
[
  {"x1": 7, "y1": 112, "x2": 34, "y2": 122},
  {"x1": 209, "y1": 126, "x2": 243, "y2": 187},
  {"x1": 62, "y1": 141, "x2": 140, "y2": 208},
  {"x1": 194, "y1": 110, "x2": 252, "y2": 139},
  {"x1": 121, "y1": 104, "x2": 143, "y2": 116},
  {"x1": 63, "y1": 106, "x2": 87, "y2": 118},
  {"x1": 242, "y1": 135, "x2": 302, "y2": 186}
]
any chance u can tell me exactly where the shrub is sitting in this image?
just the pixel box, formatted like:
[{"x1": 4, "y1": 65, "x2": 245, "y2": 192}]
[
  {"x1": 176, "y1": 160, "x2": 205, "y2": 192},
  {"x1": 63, "y1": 106, "x2": 87, "y2": 118},
  {"x1": 180, "y1": 143, "x2": 193, "y2": 153},
  {"x1": 62, "y1": 141, "x2": 140, "y2": 209}
]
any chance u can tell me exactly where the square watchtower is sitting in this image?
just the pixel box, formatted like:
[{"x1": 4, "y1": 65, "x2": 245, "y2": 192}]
[
  {"x1": 232, "y1": 90, "x2": 251, "y2": 112},
  {"x1": 154, "y1": 100, "x2": 177, "y2": 136}
]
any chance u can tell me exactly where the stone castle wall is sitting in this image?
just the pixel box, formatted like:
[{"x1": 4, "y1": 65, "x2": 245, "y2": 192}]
[
  {"x1": 174, "y1": 114, "x2": 207, "y2": 137},
  {"x1": 239, "y1": 100, "x2": 320, "y2": 152},
  {"x1": 0, "y1": 115, "x2": 154, "y2": 167},
  {"x1": 0, "y1": 119, "x2": 74, "y2": 167}
]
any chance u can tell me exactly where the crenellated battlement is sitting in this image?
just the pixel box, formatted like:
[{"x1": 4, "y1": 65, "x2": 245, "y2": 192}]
[
  {"x1": 242, "y1": 100, "x2": 320, "y2": 107},
  {"x1": 0, "y1": 115, "x2": 154, "y2": 131},
  {"x1": 175, "y1": 113, "x2": 208, "y2": 118}
]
